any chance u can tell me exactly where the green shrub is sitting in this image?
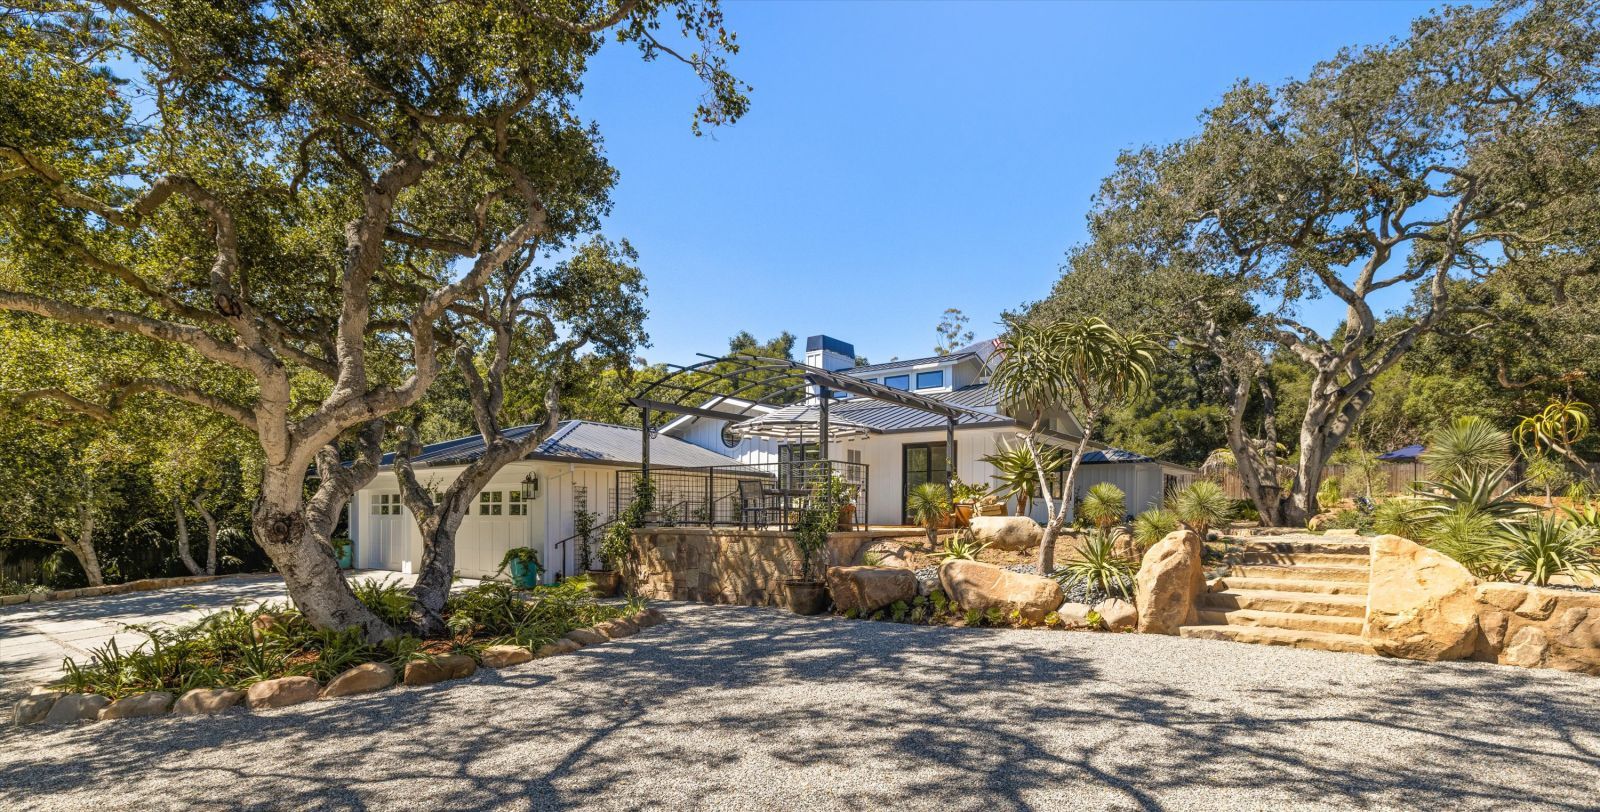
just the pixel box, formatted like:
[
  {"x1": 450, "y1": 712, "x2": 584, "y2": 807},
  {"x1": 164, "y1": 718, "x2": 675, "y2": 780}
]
[
  {"x1": 1323, "y1": 509, "x2": 1373, "y2": 534},
  {"x1": 1493, "y1": 516, "x2": 1600, "y2": 587},
  {"x1": 1056, "y1": 529, "x2": 1137, "y2": 598},
  {"x1": 351, "y1": 576, "x2": 415, "y2": 626},
  {"x1": 1131, "y1": 508, "x2": 1179, "y2": 547}
]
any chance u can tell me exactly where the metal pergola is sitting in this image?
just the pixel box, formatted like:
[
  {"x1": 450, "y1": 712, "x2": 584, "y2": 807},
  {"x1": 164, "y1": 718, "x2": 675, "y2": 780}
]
[{"x1": 628, "y1": 353, "x2": 994, "y2": 488}]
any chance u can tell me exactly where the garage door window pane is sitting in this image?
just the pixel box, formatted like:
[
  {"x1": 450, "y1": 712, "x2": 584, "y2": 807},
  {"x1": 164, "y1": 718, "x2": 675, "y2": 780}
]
[{"x1": 480, "y1": 491, "x2": 503, "y2": 515}]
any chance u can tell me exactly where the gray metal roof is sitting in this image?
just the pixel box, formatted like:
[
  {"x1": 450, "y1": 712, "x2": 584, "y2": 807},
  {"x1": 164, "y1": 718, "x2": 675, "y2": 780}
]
[
  {"x1": 1081, "y1": 448, "x2": 1157, "y2": 464},
  {"x1": 746, "y1": 384, "x2": 1012, "y2": 435},
  {"x1": 380, "y1": 420, "x2": 737, "y2": 470},
  {"x1": 842, "y1": 352, "x2": 977, "y2": 376}
]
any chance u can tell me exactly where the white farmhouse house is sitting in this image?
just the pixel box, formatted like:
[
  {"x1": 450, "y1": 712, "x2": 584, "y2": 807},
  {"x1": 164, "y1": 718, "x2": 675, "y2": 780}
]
[{"x1": 346, "y1": 334, "x2": 1195, "y2": 582}]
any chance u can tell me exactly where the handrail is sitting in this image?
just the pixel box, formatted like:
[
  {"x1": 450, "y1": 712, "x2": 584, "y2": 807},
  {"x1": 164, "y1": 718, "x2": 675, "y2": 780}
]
[{"x1": 551, "y1": 516, "x2": 622, "y2": 581}]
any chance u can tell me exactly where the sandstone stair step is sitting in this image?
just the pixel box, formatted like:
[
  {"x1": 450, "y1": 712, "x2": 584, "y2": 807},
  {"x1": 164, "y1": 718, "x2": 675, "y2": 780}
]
[
  {"x1": 1228, "y1": 564, "x2": 1371, "y2": 583},
  {"x1": 1233, "y1": 540, "x2": 1372, "y2": 556},
  {"x1": 1213, "y1": 576, "x2": 1368, "y2": 596},
  {"x1": 1225, "y1": 551, "x2": 1371, "y2": 566},
  {"x1": 1178, "y1": 623, "x2": 1376, "y2": 655},
  {"x1": 1197, "y1": 607, "x2": 1365, "y2": 636},
  {"x1": 1203, "y1": 589, "x2": 1367, "y2": 618}
]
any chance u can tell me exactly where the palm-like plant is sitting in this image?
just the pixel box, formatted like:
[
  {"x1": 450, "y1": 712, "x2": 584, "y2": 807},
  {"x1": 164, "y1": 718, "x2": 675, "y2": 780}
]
[
  {"x1": 990, "y1": 315, "x2": 1161, "y2": 575},
  {"x1": 1371, "y1": 497, "x2": 1430, "y2": 540},
  {"x1": 1131, "y1": 508, "x2": 1180, "y2": 548},
  {"x1": 1514, "y1": 398, "x2": 1592, "y2": 467},
  {"x1": 1427, "y1": 508, "x2": 1508, "y2": 580},
  {"x1": 981, "y1": 437, "x2": 1063, "y2": 517},
  {"x1": 1422, "y1": 417, "x2": 1510, "y2": 478},
  {"x1": 1057, "y1": 529, "x2": 1137, "y2": 599},
  {"x1": 1522, "y1": 454, "x2": 1570, "y2": 507},
  {"x1": 1078, "y1": 482, "x2": 1126, "y2": 533},
  {"x1": 1493, "y1": 516, "x2": 1600, "y2": 587},
  {"x1": 1167, "y1": 480, "x2": 1232, "y2": 540},
  {"x1": 905, "y1": 481, "x2": 951, "y2": 546}
]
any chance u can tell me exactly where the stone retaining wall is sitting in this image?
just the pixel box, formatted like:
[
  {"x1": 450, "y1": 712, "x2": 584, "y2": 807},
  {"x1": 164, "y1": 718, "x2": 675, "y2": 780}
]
[
  {"x1": 0, "y1": 575, "x2": 231, "y2": 607},
  {"x1": 1363, "y1": 535, "x2": 1600, "y2": 675},
  {"x1": 625, "y1": 528, "x2": 897, "y2": 606}
]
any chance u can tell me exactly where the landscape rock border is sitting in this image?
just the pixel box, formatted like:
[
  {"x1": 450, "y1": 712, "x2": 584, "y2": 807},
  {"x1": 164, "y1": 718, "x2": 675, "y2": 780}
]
[
  {"x1": 13, "y1": 606, "x2": 667, "y2": 729},
  {"x1": 0, "y1": 574, "x2": 236, "y2": 608}
]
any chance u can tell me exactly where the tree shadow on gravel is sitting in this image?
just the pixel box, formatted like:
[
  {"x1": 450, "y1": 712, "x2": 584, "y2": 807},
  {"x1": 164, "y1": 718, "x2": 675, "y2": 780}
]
[{"x1": 2, "y1": 603, "x2": 1598, "y2": 811}]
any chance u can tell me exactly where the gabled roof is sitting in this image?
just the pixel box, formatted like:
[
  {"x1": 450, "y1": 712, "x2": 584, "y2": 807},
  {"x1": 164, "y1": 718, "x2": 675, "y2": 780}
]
[{"x1": 379, "y1": 420, "x2": 736, "y2": 470}]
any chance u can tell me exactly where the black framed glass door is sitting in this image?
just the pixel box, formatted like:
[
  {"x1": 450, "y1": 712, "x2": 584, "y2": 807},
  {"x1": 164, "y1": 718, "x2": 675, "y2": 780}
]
[{"x1": 902, "y1": 442, "x2": 952, "y2": 524}]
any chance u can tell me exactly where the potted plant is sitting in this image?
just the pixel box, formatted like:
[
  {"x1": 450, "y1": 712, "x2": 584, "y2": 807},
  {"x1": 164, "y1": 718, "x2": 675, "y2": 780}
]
[
  {"x1": 590, "y1": 478, "x2": 652, "y2": 596},
  {"x1": 331, "y1": 535, "x2": 354, "y2": 569},
  {"x1": 496, "y1": 547, "x2": 542, "y2": 589},
  {"x1": 949, "y1": 478, "x2": 992, "y2": 528},
  {"x1": 814, "y1": 475, "x2": 855, "y2": 532},
  {"x1": 783, "y1": 497, "x2": 835, "y2": 615}
]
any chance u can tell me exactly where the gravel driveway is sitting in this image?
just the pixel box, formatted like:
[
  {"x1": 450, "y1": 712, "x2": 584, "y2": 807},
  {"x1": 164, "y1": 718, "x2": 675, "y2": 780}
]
[{"x1": 4, "y1": 602, "x2": 1599, "y2": 811}]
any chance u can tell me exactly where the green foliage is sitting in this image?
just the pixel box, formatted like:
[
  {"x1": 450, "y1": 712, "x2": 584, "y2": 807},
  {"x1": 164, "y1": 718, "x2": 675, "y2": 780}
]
[
  {"x1": 1079, "y1": 483, "x2": 1127, "y2": 532},
  {"x1": 905, "y1": 481, "x2": 952, "y2": 543},
  {"x1": 494, "y1": 547, "x2": 542, "y2": 577},
  {"x1": 1422, "y1": 417, "x2": 1511, "y2": 478},
  {"x1": 932, "y1": 534, "x2": 990, "y2": 563},
  {"x1": 1410, "y1": 465, "x2": 1534, "y2": 526},
  {"x1": 1372, "y1": 498, "x2": 1430, "y2": 540},
  {"x1": 1493, "y1": 516, "x2": 1600, "y2": 588},
  {"x1": 572, "y1": 509, "x2": 600, "y2": 573},
  {"x1": 350, "y1": 577, "x2": 416, "y2": 627},
  {"x1": 1131, "y1": 508, "x2": 1180, "y2": 548},
  {"x1": 1317, "y1": 477, "x2": 1343, "y2": 510},
  {"x1": 963, "y1": 608, "x2": 984, "y2": 627},
  {"x1": 981, "y1": 437, "x2": 1063, "y2": 517},
  {"x1": 1056, "y1": 530, "x2": 1137, "y2": 599},
  {"x1": 1166, "y1": 481, "x2": 1232, "y2": 539},
  {"x1": 792, "y1": 474, "x2": 851, "y2": 581},
  {"x1": 1322, "y1": 509, "x2": 1372, "y2": 535}
]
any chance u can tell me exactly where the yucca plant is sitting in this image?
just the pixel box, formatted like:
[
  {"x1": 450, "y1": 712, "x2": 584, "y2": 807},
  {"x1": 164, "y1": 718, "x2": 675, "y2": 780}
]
[
  {"x1": 1078, "y1": 482, "x2": 1126, "y2": 533},
  {"x1": 1131, "y1": 508, "x2": 1180, "y2": 548},
  {"x1": 1493, "y1": 516, "x2": 1600, "y2": 587},
  {"x1": 906, "y1": 481, "x2": 952, "y2": 546},
  {"x1": 1057, "y1": 529, "x2": 1137, "y2": 599},
  {"x1": 1422, "y1": 416, "x2": 1510, "y2": 478},
  {"x1": 1167, "y1": 480, "x2": 1232, "y2": 539},
  {"x1": 1410, "y1": 464, "x2": 1532, "y2": 526},
  {"x1": 1371, "y1": 498, "x2": 1430, "y2": 540},
  {"x1": 1425, "y1": 508, "x2": 1508, "y2": 580}
]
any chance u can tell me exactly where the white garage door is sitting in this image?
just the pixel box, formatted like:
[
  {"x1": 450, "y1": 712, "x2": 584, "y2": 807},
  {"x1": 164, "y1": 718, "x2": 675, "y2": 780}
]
[
  {"x1": 456, "y1": 489, "x2": 530, "y2": 579},
  {"x1": 363, "y1": 493, "x2": 409, "y2": 572}
]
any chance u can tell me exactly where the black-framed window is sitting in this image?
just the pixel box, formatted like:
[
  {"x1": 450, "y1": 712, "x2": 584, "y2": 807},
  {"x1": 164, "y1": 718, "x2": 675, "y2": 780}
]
[
  {"x1": 915, "y1": 370, "x2": 944, "y2": 389},
  {"x1": 902, "y1": 441, "x2": 953, "y2": 523},
  {"x1": 883, "y1": 374, "x2": 910, "y2": 390}
]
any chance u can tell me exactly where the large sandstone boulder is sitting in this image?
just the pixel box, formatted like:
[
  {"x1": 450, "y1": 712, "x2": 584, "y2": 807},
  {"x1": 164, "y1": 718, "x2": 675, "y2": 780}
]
[
  {"x1": 98, "y1": 691, "x2": 174, "y2": 720},
  {"x1": 173, "y1": 688, "x2": 244, "y2": 716},
  {"x1": 14, "y1": 689, "x2": 61, "y2": 726},
  {"x1": 246, "y1": 676, "x2": 320, "y2": 709},
  {"x1": 1096, "y1": 598, "x2": 1138, "y2": 632},
  {"x1": 826, "y1": 566, "x2": 918, "y2": 614},
  {"x1": 968, "y1": 517, "x2": 1043, "y2": 552},
  {"x1": 1134, "y1": 529, "x2": 1205, "y2": 635},
  {"x1": 1363, "y1": 535, "x2": 1479, "y2": 661},
  {"x1": 320, "y1": 663, "x2": 395, "y2": 698},
  {"x1": 939, "y1": 559, "x2": 1063, "y2": 623},
  {"x1": 852, "y1": 540, "x2": 912, "y2": 569},
  {"x1": 45, "y1": 693, "x2": 111, "y2": 724}
]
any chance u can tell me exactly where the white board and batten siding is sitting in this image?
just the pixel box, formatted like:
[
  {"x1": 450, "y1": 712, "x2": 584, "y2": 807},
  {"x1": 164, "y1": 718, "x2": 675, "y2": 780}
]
[
  {"x1": 353, "y1": 464, "x2": 548, "y2": 581},
  {"x1": 674, "y1": 417, "x2": 781, "y2": 466}
]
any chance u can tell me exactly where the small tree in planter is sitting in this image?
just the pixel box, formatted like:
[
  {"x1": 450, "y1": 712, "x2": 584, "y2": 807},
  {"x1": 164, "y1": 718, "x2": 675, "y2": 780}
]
[
  {"x1": 784, "y1": 493, "x2": 841, "y2": 615},
  {"x1": 592, "y1": 478, "x2": 654, "y2": 596}
]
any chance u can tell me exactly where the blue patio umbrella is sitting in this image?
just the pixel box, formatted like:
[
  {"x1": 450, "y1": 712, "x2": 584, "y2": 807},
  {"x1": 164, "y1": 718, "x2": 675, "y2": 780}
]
[{"x1": 1377, "y1": 444, "x2": 1424, "y2": 462}]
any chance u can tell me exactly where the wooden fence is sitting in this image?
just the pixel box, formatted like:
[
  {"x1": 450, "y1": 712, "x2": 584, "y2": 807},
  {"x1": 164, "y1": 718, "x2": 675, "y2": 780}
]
[{"x1": 1219, "y1": 461, "x2": 1432, "y2": 500}]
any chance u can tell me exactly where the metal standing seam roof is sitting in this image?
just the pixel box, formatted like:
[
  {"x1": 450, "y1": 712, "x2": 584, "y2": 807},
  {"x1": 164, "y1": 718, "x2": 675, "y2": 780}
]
[
  {"x1": 379, "y1": 420, "x2": 739, "y2": 470},
  {"x1": 740, "y1": 384, "x2": 1013, "y2": 435}
]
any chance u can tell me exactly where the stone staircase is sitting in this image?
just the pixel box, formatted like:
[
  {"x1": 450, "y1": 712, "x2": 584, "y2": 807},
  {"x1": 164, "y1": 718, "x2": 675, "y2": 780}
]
[{"x1": 1178, "y1": 535, "x2": 1376, "y2": 655}]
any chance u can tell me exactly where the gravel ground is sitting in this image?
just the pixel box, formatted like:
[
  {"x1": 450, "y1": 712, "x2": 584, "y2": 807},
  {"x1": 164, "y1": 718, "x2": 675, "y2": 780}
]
[{"x1": 5, "y1": 603, "x2": 1600, "y2": 811}]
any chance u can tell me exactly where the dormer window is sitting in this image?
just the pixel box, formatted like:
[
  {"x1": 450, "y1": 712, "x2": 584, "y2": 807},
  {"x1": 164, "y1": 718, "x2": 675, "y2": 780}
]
[
  {"x1": 915, "y1": 370, "x2": 944, "y2": 390},
  {"x1": 883, "y1": 374, "x2": 910, "y2": 391}
]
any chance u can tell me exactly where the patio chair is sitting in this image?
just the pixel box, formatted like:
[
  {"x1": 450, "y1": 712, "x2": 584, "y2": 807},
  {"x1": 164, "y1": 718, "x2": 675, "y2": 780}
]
[{"x1": 738, "y1": 479, "x2": 782, "y2": 529}]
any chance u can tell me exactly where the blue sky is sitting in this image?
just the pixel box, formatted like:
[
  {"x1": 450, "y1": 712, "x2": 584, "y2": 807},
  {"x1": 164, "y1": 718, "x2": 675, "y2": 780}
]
[{"x1": 574, "y1": 1, "x2": 1440, "y2": 365}]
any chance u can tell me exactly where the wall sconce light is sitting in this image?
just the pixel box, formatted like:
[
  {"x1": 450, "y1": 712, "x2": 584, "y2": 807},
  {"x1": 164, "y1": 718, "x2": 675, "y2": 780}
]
[{"x1": 522, "y1": 472, "x2": 541, "y2": 500}]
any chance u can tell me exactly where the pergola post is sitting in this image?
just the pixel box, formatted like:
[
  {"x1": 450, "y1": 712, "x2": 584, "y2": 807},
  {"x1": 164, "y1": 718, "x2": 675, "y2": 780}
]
[
  {"x1": 640, "y1": 410, "x2": 651, "y2": 484},
  {"x1": 818, "y1": 386, "x2": 831, "y2": 461},
  {"x1": 945, "y1": 417, "x2": 956, "y2": 493}
]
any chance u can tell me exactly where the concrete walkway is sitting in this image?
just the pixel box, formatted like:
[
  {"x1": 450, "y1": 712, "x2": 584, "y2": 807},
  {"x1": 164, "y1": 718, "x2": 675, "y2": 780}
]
[
  {"x1": 4, "y1": 601, "x2": 1600, "y2": 811},
  {"x1": 0, "y1": 571, "x2": 430, "y2": 703}
]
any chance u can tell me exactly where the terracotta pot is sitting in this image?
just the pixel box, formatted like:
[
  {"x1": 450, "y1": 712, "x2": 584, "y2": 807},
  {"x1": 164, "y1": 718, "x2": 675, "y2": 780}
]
[
  {"x1": 952, "y1": 503, "x2": 975, "y2": 526},
  {"x1": 587, "y1": 569, "x2": 621, "y2": 597},
  {"x1": 781, "y1": 578, "x2": 829, "y2": 615},
  {"x1": 834, "y1": 504, "x2": 856, "y2": 531}
]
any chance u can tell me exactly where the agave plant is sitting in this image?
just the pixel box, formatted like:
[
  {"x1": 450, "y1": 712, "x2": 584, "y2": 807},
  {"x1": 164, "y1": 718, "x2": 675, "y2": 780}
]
[
  {"x1": 1131, "y1": 508, "x2": 1180, "y2": 548},
  {"x1": 906, "y1": 481, "x2": 952, "y2": 546},
  {"x1": 1409, "y1": 464, "x2": 1533, "y2": 526},
  {"x1": 1057, "y1": 529, "x2": 1137, "y2": 599},
  {"x1": 981, "y1": 437, "x2": 1064, "y2": 517},
  {"x1": 1493, "y1": 516, "x2": 1600, "y2": 587},
  {"x1": 1167, "y1": 480, "x2": 1233, "y2": 540},
  {"x1": 932, "y1": 534, "x2": 990, "y2": 563},
  {"x1": 1078, "y1": 482, "x2": 1126, "y2": 533},
  {"x1": 1422, "y1": 416, "x2": 1510, "y2": 478}
]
